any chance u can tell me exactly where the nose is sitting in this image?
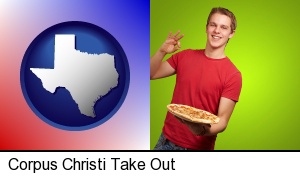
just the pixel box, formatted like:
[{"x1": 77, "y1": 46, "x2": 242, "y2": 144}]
[{"x1": 214, "y1": 26, "x2": 220, "y2": 34}]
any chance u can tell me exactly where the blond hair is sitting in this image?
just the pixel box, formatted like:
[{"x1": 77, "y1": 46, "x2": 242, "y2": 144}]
[{"x1": 207, "y1": 7, "x2": 237, "y2": 32}]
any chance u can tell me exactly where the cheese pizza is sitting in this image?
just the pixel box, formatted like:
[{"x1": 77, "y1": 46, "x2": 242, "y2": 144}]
[{"x1": 167, "y1": 104, "x2": 220, "y2": 124}]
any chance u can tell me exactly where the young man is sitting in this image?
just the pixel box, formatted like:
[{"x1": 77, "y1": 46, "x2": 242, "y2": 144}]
[{"x1": 150, "y1": 7, "x2": 242, "y2": 150}]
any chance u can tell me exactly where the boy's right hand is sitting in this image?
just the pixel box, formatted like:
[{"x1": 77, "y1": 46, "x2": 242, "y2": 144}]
[{"x1": 159, "y1": 30, "x2": 184, "y2": 54}]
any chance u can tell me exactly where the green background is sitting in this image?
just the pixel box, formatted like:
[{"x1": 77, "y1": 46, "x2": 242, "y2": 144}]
[{"x1": 150, "y1": 0, "x2": 300, "y2": 150}]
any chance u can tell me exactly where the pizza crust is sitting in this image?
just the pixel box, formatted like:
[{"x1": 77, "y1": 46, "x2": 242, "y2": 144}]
[{"x1": 167, "y1": 104, "x2": 220, "y2": 124}]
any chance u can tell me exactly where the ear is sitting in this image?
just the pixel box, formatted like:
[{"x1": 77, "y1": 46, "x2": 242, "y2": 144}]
[{"x1": 229, "y1": 30, "x2": 235, "y2": 39}]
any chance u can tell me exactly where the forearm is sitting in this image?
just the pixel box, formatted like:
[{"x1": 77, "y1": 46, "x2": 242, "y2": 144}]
[
  {"x1": 150, "y1": 50, "x2": 166, "y2": 79},
  {"x1": 202, "y1": 98, "x2": 236, "y2": 136},
  {"x1": 192, "y1": 117, "x2": 227, "y2": 136},
  {"x1": 202, "y1": 123, "x2": 226, "y2": 136},
  {"x1": 186, "y1": 121, "x2": 227, "y2": 136}
]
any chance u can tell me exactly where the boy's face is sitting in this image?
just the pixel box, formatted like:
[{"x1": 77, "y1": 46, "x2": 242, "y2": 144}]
[{"x1": 206, "y1": 13, "x2": 235, "y2": 49}]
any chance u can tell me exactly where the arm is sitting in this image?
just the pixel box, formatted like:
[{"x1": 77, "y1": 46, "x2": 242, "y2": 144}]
[
  {"x1": 150, "y1": 51, "x2": 175, "y2": 80},
  {"x1": 206, "y1": 97, "x2": 236, "y2": 135},
  {"x1": 182, "y1": 97, "x2": 237, "y2": 136},
  {"x1": 150, "y1": 31, "x2": 184, "y2": 80}
]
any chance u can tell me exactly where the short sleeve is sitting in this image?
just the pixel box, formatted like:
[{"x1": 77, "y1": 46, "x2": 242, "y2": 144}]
[
  {"x1": 167, "y1": 50, "x2": 188, "y2": 70},
  {"x1": 222, "y1": 72, "x2": 242, "y2": 102}
]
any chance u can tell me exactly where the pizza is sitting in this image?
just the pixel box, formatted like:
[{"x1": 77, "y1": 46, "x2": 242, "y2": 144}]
[{"x1": 167, "y1": 104, "x2": 220, "y2": 124}]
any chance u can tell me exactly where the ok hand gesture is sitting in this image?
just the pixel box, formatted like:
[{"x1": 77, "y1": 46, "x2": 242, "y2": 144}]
[{"x1": 159, "y1": 30, "x2": 184, "y2": 54}]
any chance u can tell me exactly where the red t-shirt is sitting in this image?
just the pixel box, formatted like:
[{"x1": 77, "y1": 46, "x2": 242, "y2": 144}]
[{"x1": 163, "y1": 49, "x2": 242, "y2": 150}]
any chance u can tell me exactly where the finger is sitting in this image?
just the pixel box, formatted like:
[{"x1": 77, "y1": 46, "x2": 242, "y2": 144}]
[
  {"x1": 199, "y1": 123, "x2": 211, "y2": 127},
  {"x1": 165, "y1": 39, "x2": 177, "y2": 44},
  {"x1": 173, "y1": 30, "x2": 181, "y2": 38},
  {"x1": 174, "y1": 45, "x2": 180, "y2": 51},
  {"x1": 179, "y1": 118, "x2": 185, "y2": 124},
  {"x1": 182, "y1": 120, "x2": 194, "y2": 126},
  {"x1": 174, "y1": 115, "x2": 185, "y2": 124},
  {"x1": 177, "y1": 41, "x2": 181, "y2": 48},
  {"x1": 201, "y1": 123, "x2": 211, "y2": 128},
  {"x1": 176, "y1": 34, "x2": 184, "y2": 41},
  {"x1": 168, "y1": 31, "x2": 173, "y2": 38}
]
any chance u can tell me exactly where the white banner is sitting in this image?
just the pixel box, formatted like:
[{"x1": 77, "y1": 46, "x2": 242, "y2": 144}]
[{"x1": 0, "y1": 152, "x2": 299, "y2": 175}]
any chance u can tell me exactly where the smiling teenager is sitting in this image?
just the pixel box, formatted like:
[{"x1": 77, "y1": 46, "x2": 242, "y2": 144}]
[{"x1": 150, "y1": 7, "x2": 242, "y2": 150}]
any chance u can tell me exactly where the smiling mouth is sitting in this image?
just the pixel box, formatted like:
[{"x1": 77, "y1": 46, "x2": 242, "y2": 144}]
[{"x1": 212, "y1": 35, "x2": 221, "y2": 39}]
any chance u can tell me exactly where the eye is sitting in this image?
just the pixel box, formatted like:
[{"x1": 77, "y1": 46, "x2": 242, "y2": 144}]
[{"x1": 221, "y1": 26, "x2": 228, "y2": 30}]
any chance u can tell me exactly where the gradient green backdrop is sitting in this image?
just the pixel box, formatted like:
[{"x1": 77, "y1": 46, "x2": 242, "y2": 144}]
[{"x1": 150, "y1": 0, "x2": 300, "y2": 150}]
